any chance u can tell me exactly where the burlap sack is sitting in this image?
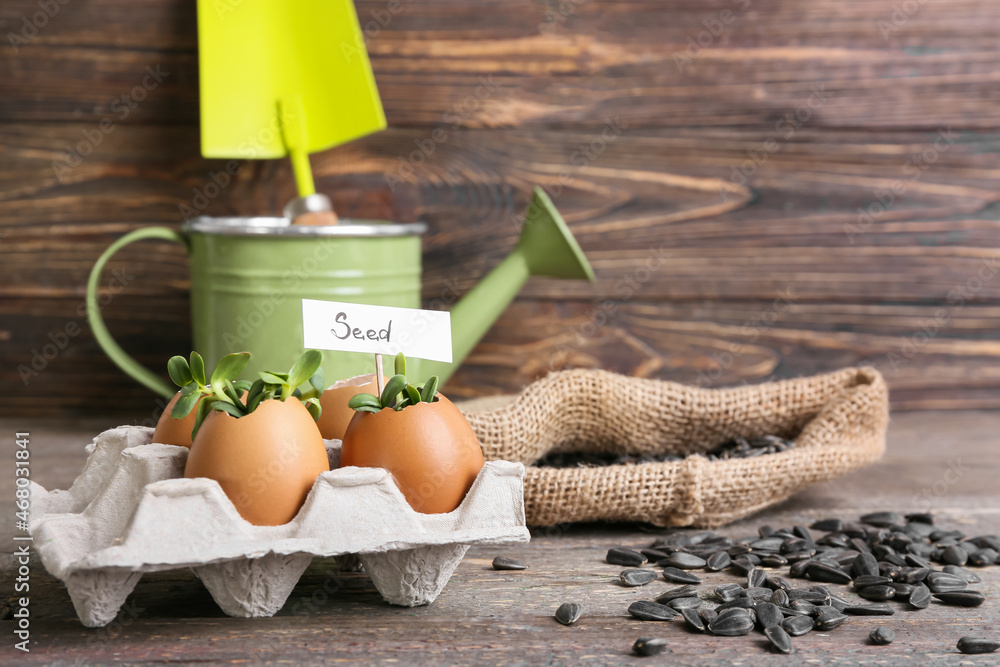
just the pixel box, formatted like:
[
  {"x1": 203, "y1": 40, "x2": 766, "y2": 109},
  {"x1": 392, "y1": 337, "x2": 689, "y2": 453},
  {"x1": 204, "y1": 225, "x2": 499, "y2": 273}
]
[{"x1": 461, "y1": 367, "x2": 889, "y2": 528}]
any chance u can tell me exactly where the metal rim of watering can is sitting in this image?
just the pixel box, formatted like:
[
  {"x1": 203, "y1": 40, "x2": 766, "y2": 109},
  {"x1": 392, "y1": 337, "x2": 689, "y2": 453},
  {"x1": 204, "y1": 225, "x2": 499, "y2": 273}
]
[{"x1": 185, "y1": 216, "x2": 427, "y2": 237}]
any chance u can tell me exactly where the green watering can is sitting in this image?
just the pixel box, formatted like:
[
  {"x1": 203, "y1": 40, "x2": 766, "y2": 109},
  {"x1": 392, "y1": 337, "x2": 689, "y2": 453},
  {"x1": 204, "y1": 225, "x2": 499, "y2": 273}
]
[{"x1": 86, "y1": 188, "x2": 595, "y2": 398}]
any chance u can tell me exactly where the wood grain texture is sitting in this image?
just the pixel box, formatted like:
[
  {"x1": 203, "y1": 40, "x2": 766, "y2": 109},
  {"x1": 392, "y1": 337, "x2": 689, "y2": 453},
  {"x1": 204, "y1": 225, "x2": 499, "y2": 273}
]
[
  {"x1": 2, "y1": 1, "x2": 1000, "y2": 415},
  {"x1": 2, "y1": 412, "x2": 998, "y2": 664},
  {"x1": 3, "y1": 1, "x2": 1000, "y2": 128}
]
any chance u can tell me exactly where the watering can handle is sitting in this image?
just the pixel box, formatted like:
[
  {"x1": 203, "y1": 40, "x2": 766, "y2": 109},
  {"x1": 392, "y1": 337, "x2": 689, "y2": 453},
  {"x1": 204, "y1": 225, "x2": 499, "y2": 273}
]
[{"x1": 86, "y1": 227, "x2": 189, "y2": 399}]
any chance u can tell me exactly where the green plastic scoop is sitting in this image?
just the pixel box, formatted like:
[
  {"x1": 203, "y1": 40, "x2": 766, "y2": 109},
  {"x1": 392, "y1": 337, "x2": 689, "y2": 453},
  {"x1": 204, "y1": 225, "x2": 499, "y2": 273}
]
[{"x1": 197, "y1": 0, "x2": 386, "y2": 198}]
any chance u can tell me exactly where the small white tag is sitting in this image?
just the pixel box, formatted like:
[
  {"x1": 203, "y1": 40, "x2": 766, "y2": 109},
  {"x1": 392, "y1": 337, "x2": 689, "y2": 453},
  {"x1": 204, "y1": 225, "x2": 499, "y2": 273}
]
[{"x1": 301, "y1": 299, "x2": 452, "y2": 363}]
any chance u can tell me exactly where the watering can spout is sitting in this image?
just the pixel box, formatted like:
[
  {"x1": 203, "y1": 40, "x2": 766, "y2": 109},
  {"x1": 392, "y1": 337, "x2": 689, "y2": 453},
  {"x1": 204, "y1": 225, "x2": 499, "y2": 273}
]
[{"x1": 415, "y1": 187, "x2": 595, "y2": 384}]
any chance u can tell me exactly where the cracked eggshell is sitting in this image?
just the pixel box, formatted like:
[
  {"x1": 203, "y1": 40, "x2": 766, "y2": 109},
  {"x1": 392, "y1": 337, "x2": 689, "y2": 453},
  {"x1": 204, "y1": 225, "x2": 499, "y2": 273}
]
[
  {"x1": 316, "y1": 373, "x2": 387, "y2": 440},
  {"x1": 340, "y1": 395, "x2": 485, "y2": 514},
  {"x1": 184, "y1": 399, "x2": 329, "y2": 526},
  {"x1": 152, "y1": 391, "x2": 201, "y2": 448}
]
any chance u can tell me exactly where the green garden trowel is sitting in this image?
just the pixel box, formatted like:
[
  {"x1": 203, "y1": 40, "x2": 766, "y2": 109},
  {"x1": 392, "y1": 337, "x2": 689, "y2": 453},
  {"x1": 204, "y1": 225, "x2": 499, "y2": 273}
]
[{"x1": 197, "y1": 0, "x2": 386, "y2": 221}]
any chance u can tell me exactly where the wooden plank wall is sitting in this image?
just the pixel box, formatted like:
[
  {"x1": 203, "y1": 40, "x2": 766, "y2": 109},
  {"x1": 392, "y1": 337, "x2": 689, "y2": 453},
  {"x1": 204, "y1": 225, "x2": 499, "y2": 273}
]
[{"x1": 2, "y1": 0, "x2": 999, "y2": 417}]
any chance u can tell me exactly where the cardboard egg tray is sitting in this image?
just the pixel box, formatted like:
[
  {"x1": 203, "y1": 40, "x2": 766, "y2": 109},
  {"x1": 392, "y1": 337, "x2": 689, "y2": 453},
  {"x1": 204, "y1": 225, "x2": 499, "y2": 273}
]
[{"x1": 28, "y1": 426, "x2": 529, "y2": 627}]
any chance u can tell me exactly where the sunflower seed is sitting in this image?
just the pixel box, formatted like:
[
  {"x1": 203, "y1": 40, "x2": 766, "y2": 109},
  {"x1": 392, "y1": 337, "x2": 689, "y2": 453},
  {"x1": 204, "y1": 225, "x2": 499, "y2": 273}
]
[
  {"x1": 818, "y1": 534, "x2": 850, "y2": 549},
  {"x1": 607, "y1": 547, "x2": 646, "y2": 567},
  {"x1": 755, "y1": 602, "x2": 783, "y2": 629},
  {"x1": 851, "y1": 552, "x2": 878, "y2": 577},
  {"x1": 662, "y1": 567, "x2": 702, "y2": 585},
  {"x1": 909, "y1": 584, "x2": 931, "y2": 609},
  {"x1": 709, "y1": 609, "x2": 754, "y2": 637},
  {"x1": 702, "y1": 535, "x2": 734, "y2": 548},
  {"x1": 869, "y1": 535, "x2": 906, "y2": 565},
  {"x1": 787, "y1": 589, "x2": 829, "y2": 603},
  {"x1": 905, "y1": 567, "x2": 930, "y2": 584},
  {"x1": 717, "y1": 597, "x2": 756, "y2": 611},
  {"x1": 632, "y1": 636, "x2": 668, "y2": 657},
  {"x1": 811, "y1": 518, "x2": 844, "y2": 532},
  {"x1": 957, "y1": 637, "x2": 1000, "y2": 655},
  {"x1": 843, "y1": 603, "x2": 895, "y2": 616},
  {"x1": 878, "y1": 562, "x2": 901, "y2": 580},
  {"x1": 639, "y1": 551, "x2": 671, "y2": 566},
  {"x1": 653, "y1": 534, "x2": 690, "y2": 550},
  {"x1": 700, "y1": 607, "x2": 718, "y2": 623},
  {"x1": 767, "y1": 575, "x2": 793, "y2": 592},
  {"x1": 973, "y1": 538, "x2": 1000, "y2": 556},
  {"x1": 857, "y1": 585, "x2": 896, "y2": 602},
  {"x1": 931, "y1": 528, "x2": 964, "y2": 542},
  {"x1": 789, "y1": 559, "x2": 811, "y2": 578},
  {"x1": 714, "y1": 583, "x2": 744, "y2": 603},
  {"x1": 752, "y1": 537, "x2": 786, "y2": 552},
  {"x1": 942, "y1": 565, "x2": 981, "y2": 584},
  {"x1": 770, "y1": 589, "x2": 790, "y2": 607},
  {"x1": 813, "y1": 606, "x2": 848, "y2": 631},
  {"x1": 789, "y1": 600, "x2": 816, "y2": 614},
  {"x1": 629, "y1": 601, "x2": 678, "y2": 622},
  {"x1": 781, "y1": 614, "x2": 814, "y2": 637},
  {"x1": 728, "y1": 543, "x2": 752, "y2": 557},
  {"x1": 785, "y1": 549, "x2": 816, "y2": 563},
  {"x1": 941, "y1": 544, "x2": 968, "y2": 566},
  {"x1": 761, "y1": 554, "x2": 789, "y2": 568},
  {"x1": 827, "y1": 595, "x2": 849, "y2": 612},
  {"x1": 765, "y1": 625, "x2": 794, "y2": 654},
  {"x1": 932, "y1": 590, "x2": 986, "y2": 607},
  {"x1": 890, "y1": 583, "x2": 914, "y2": 598},
  {"x1": 687, "y1": 545, "x2": 724, "y2": 559},
  {"x1": 667, "y1": 596, "x2": 702, "y2": 612},
  {"x1": 861, "y1": 512, "x2": 901, "y2": 527},
  {"x1": 969, "y1": 548, "x2": 999, "y2": 567},
  {"x1": 807, "y1": 562, "x2": 853, "y2": 585},
  {"x1": 849, "y1": 536, "x2": 872, "y2": 553},
  {"x1": 853, "y1": 575, "x2": 892, "y2": 589},
  {"x1": 748, "y1": 568, "x2": 768, "y2": 589},
  {"x1": 729, "y1": 556, "x2": 756, "y2": 576},
  {"x1": 971, "y1": 535, "x2": 1000, "y2": 551},
  {"x1": 620, "y1": 568, "x2": 659, "y2": 587},
  {"x1": 705, "y1": 551, "x2": 731, "y2": 572},
  {"x1": 491, "y1": 556, "x2": 526, "y2": 571},
  {"x1": 555, "y1": 602, "x2": 582, "y2": 625},
  {"x1": 869, "y1": 626, "x2": 895, "y2": 645},
  {"x1": 667, "y1": 552, "x2": 707, "y2": 570},
  {"x1": 680, "y1": 606, "x2": 706, "y2": 632},
  {"x1": 926, "y1": 572, "x2": 967, "y2": 594},
  {"x1": 656, "y1": 585, "x2": 698, "y2": 603},
  {"x1": 793, "y1": 525, "x2": 815, "y2": 544}
]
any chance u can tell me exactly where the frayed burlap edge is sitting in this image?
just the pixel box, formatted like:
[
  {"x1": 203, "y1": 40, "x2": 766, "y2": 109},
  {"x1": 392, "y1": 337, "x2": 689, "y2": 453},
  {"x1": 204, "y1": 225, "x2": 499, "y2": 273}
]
[{"x1": 460, "y1": 367, "x2": 888, "y2": 528}]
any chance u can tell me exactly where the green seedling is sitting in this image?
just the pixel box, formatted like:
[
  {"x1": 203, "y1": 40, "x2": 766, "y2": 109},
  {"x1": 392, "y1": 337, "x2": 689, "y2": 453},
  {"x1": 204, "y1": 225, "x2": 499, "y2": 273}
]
[
  {"x1": 347, "y1": 353, "x2": 440, "y2": 413},
  {"x1": 167, "y1": 350, "x2": 326, "y2": 439}
]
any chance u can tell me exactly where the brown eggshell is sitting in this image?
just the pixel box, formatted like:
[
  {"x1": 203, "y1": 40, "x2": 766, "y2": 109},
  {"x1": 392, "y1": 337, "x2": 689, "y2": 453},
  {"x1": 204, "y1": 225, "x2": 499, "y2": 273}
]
[
  {"x1": 152, "y1": 391, "x2": 201, "y2": 448},
  {"x1": 184, "y1": 399, "x2": 330, "y2": 526},
  {"x1": 340, "y1": 395, "x2": 485, "y2": 514},
  {"x1": 316, "y1": 374, "x2": 387, "y2": 440}
]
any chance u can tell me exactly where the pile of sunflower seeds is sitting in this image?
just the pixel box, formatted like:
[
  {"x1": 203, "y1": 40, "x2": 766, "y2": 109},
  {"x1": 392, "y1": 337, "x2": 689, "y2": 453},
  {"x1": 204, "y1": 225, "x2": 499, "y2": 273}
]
[
  {"x1": 598, "y1": 512, "x2": 1000, "y2": 655},
  {"x1": 535, "y1": 435, "x2": 795, "y2": 468}
]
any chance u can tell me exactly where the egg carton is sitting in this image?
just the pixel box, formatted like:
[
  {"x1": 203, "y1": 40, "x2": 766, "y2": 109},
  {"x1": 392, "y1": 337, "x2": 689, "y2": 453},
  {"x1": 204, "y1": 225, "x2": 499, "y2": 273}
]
[{"x1": 28, "y1": 426, "x2": 528, "y2": 627}]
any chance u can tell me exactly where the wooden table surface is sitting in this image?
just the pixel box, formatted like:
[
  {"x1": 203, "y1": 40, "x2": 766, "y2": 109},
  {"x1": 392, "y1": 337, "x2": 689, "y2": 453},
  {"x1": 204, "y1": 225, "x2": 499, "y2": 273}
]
[{"x1": 2, "y1": 411, "x2": 998, "y2": 665}]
